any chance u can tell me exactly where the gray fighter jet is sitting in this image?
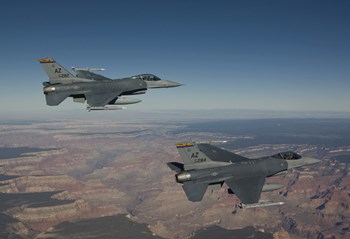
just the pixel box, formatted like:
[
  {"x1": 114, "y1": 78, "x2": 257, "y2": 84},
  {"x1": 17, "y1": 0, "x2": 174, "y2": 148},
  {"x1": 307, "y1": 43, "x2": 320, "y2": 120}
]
[
  {"x1": 167, "y1": 142, "x2": 320, "y2": 208},
  {"x1": 39, "y1": 58, "x2": 181, "y2": 111}
]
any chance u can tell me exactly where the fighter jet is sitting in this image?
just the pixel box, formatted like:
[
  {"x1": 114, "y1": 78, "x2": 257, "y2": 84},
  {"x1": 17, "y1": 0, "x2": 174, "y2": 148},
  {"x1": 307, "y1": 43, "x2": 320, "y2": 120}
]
[
  {"x1": 39, "y1": 58, "x2": 181, "y2": 111},
  {"x1": 167, "y1": 142, "x2": 320, "y2": 208}
]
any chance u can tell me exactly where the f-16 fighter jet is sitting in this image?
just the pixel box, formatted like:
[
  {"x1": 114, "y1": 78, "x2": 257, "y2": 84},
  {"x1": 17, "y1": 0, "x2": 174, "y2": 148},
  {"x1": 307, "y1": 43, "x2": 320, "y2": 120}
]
[
  {"x1": 167, "y1": 142, "x2": 320, "y2": 208},
  {"x1": 39, "y1": 58, "x2": 181, "y2": 111}
]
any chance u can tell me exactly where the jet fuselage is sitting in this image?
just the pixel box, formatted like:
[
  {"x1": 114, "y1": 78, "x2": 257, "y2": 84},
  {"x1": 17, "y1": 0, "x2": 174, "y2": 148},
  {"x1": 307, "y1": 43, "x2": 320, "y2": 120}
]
[
  {"x1": 168, "y1": 142, "x2": 321, "y2": 205},
  {"x1": 39, "y1": 58, "x2": 182, "y2": 110},
  {"x1": 44, "y1": 78, "x2": 147, "y2": 98},
  {"x1": 176, "y1": 157, "x2": 288, "y2": 185}
]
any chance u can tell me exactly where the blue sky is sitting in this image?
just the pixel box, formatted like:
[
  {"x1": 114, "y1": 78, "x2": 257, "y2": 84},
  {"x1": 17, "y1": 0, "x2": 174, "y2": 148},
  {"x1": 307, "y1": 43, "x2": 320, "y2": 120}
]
[{"x1": 1, "y1": 0, "x2": 350, "y2": 117}]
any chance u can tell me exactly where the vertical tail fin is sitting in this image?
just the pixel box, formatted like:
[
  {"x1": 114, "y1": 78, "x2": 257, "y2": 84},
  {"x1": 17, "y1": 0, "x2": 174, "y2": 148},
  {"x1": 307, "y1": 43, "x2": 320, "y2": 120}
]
[
  {"x1": 39, "y1": 58, "x2": 76, "y2": 84},
  {"x1": 176, "y1": 142, "x2": 211, "y2": 167},
  {"x1": 176, "y1": 142, "x2": 239, "y2": 170},
  {"x1": 176, "y1": 142, "x2": 211, "y2": 169},
  {"x1": 176, "y1": 142, "x2": 222, "y2": 170}
]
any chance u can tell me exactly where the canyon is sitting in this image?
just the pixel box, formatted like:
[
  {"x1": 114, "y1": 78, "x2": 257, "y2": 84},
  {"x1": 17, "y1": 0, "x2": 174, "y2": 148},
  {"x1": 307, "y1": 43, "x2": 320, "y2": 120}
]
[{"x1": 0, "y1": 118, "x2": 349, "y2": 238}]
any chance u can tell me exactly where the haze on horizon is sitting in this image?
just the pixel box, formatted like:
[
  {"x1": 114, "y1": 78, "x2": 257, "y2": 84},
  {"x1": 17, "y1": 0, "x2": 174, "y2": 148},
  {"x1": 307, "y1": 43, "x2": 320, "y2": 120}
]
[{"x1": 1, "y1": 0, "x2": 349, "y2": 118}]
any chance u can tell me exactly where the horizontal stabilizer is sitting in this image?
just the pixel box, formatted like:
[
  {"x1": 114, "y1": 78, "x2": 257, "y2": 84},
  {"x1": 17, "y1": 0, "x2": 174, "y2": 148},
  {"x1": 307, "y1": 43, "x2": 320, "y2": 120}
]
[
  {"x1": 45, "y1": 93, "x2": 69, "y2": 106},
  {"x1": 167, "y1": 162, "x2": 184, "y2": 173},
  {"x1": 182, "y1": 182, "x2": 208, "y2": 202}
]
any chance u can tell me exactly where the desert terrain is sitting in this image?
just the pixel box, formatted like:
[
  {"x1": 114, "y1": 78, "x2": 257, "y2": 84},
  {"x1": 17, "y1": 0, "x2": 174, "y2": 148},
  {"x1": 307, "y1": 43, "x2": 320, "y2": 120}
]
[{"x1": 0, "y1": 117, "x2": 349, "y2": 239}]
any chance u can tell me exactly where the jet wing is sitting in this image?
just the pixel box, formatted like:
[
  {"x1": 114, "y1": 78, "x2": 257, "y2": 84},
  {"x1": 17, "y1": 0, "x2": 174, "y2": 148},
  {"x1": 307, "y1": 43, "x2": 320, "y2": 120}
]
[
  {"x1": 85, "y1": 92, "x2": 120, "y2": 107},
  {"x1": 76, "y1": 70, "x2": 111, "y2": 81},
  {"x1": 225, "y1": 176, "x2": 266, "y2": 204},
  {"x1": 197, "y1": 144, "x2": 248, "y2": 163},
  {"x1": 182, "y1": 182, "x2": 208, "y2": 202}
]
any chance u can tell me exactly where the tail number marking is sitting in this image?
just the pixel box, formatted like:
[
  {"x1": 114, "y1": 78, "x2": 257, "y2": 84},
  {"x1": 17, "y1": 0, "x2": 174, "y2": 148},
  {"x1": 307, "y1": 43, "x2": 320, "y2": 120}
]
[
  {"x1": 58, "y1": 74, "x2": 69, "y2": 78},
  {"x1": 193, "y1": 158, "x2": 206, "y2": 163}
]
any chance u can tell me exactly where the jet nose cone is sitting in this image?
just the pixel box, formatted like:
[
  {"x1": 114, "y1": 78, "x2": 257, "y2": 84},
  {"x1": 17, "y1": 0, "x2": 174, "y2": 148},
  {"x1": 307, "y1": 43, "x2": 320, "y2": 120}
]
[
  {"x1": 162, "y1": 80, "x2": 182, "y2": 88},
  {"x1": 303, "y1": 157, "x2": 321, "y2": 166},
  {"x1": 286, "y1": 157, "x2": 321, "y2": 169},
  {"x1": 146, "y1": 80, "x2": 182, "y2": 88}
]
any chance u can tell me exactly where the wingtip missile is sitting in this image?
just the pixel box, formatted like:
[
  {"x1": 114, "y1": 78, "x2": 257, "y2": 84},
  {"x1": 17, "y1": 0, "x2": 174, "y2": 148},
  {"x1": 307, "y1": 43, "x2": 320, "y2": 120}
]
[
  {"x1": 86, "y1": 105, "x2": 126, "y2": 111},
  {"x1": 72, "y1": 67, "x2": 106, "y2": 72}
]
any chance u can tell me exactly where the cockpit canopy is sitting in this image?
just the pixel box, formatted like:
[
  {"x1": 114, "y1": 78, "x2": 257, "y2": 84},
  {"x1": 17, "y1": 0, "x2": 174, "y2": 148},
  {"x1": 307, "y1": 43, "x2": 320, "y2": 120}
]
[
  {"x1": 272, "y1": 151, "x2": 302, "y2": 160},
  {"x1": 131, "y1": 74, "x2": 161, "y2": 81}
]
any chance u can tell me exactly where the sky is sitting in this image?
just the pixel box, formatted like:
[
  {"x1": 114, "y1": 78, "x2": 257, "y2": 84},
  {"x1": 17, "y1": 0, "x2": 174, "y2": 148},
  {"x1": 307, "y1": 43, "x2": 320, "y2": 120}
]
[{"x1": 0, "y1": 0, "x2": 350, "y2": 118}]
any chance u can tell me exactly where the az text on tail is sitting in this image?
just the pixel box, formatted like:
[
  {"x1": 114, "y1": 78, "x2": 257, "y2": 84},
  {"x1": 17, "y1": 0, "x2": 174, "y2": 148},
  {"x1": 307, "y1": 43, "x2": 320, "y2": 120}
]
[
  {"x1": 175, "y1": 142, "x2": 245, "y2": 170},
  {"x1": 39, "y1": 58, "x2": 76, "y2": 84}
]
